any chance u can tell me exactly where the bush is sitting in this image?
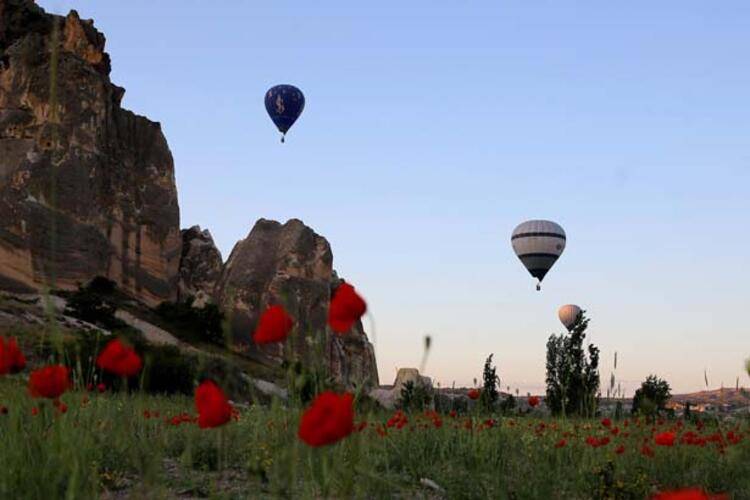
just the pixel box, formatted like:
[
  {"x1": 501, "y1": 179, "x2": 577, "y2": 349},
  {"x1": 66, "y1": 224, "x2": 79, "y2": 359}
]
[
  {"x1": 398, "y1": 381, "x2": 432, "y2": 412},
  {"x1": 65, "y1": 277, "x2": 126, "y2": 330},
  {"x1": 155, "y1": 299, "x2": 225, "y2": 346}
]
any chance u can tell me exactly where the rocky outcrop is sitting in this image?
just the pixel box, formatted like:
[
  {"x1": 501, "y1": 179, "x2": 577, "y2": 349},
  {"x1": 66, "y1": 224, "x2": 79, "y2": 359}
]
[
  {"x1": 0, "y1": 0, "x2": 181, "y2": 306},
  {"x1": 217, "y1": 218, "x2": 379, "y2": 389},
  {"x1": 370, "y1": 368, "x2": 433, "y2": 409},
  {"x1": 0, "y1": 1, "x2": 380, "y2": 391},
  {"x1": 177, "y1": 226, "x2": 222, "y2": 307}
]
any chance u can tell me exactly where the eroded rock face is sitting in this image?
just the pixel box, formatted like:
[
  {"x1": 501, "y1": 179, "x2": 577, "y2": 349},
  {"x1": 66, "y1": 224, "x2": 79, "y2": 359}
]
[
  {"x1": 0, "y1": 1, "x2": 181, "y2": 305},
  {"x1": 217, "y1": 218, "x2": 379, "y2": 388},
  {"x1": 178, "y1": 226, "x2": 222, "y2": 307}
]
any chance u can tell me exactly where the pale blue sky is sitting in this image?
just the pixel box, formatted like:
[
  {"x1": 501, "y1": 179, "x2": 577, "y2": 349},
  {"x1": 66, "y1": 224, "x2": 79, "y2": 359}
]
[{"x1": 42, "y1": 1, "x2": 749, "y2": 393}]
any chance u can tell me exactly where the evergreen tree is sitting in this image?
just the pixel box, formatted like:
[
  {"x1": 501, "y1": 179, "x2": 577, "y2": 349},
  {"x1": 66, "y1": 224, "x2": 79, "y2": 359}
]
[
  {"x1": 545, "y1": 311, "x2": 600, "y2": 417},
  {"x1": 479, "y1": 354, "x2": 500, "y2": 412}
]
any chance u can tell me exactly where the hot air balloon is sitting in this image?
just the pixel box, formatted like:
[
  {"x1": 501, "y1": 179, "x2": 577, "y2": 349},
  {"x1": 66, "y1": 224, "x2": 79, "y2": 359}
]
[
  {"x1": 265, "y1": 84, "x2": 305, "y2": 143},
  {"x1": 558, "y1": 304, "x2": 581, "y2": 331},
  {"x1": 511, "y1": 220, "x2": 566, "y2": 290}
]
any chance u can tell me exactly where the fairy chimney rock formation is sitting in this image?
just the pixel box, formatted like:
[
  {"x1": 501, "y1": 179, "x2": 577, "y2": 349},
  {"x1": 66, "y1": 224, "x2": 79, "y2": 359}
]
[
  {"x1": 0, "y1": 0, "x2": 181, "y2": 305},
  {"x1": 217, "y1": 218, "x2": 379, "y2": 388}
]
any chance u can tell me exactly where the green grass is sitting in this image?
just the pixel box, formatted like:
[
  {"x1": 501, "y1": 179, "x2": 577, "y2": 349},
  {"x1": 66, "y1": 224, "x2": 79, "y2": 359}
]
[{"x1": 1, "y1": 378, "x2": 748, "y2": 499}]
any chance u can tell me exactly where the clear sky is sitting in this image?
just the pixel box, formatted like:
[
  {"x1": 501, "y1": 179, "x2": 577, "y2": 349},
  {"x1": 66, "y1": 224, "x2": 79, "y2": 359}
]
[{"x1": 41, "y1": 0, "x2": 750, "y2": 394}]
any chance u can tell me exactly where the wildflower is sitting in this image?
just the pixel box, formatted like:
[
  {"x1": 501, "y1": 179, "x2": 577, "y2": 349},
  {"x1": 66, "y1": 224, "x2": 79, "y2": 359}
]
[
  {"x1": 726, "y1": 431, "x2": 742, "y2": 445},
  {"x1": 611, "y1": 426, "x2": 620, "y2": 436},
  {"x1": 449, "y1": 410, "x2": 457, "y2": 418},
  {"x1": 327, "y1": 283, "x2": 367, "y2": 334},
  {"x1": 651, "y1": 488, "x2": 728, "y2": 500},
  {"x1": 96, "y1": 339, "x2": 142, "y2": 377},
  {"x1": 641, "y1": 444, "x2": 655, "y2": 458},
  {"x1": 56, "y1": 402, "x2": 68, "y2": 414},
  {"x1": 298, "y1": 391, "x2": 354, "y2": 447},
  {"x1": 194, "y1": 380, "x2": 232, "y2": 429},
  {"x1": 253, "y1": 305, "x2": 294, "y2": 344},
  {"x1": 97, "y1": 383, "x2": 106, "y2": 393},
  {"x1": 655, "y1": 431, "x2": 676, "y2": 446},
  {"x1": 555, "y1": 438, "x2": 567, "y2": 448},
  {"x1": 615, "y1": 445, "x2": 625, "y2": 455},
  {"x1": 31, "y1": 407, "x2": 39, "y2": 416},
  {"x1": 0, "y1": 337, "x2": 26, "y2": 374},
  {"x1": 528, "y1": 395, "x2": 540, "y2": 407},
  {"x1": 467, "y1": 388, "x2": 480, "y2": 400},
  {"x1": 387, "y1": 410, "x2": 409, "y2": 429},
  {"x1": 28, "y1": 365, "x2": 70, "y2": 399},
  {"x1": 601, "y1": 418, "x2": 612, "y2": 428}
]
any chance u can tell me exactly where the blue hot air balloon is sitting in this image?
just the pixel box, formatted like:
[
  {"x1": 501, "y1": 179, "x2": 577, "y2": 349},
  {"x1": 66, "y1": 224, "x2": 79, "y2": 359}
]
[{"x1": 264, "y1": 85, "x2": 305, "y2": 143}]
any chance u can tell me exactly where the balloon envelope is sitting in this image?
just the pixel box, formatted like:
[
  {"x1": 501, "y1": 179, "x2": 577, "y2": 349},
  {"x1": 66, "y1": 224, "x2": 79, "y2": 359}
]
[
  {"x1": 511, "y1": 220, "x2": 566, "y2": 286},
  {"x1": 558, "y1": 304, "x2": 581, "y2": 331},
  {"x1": 265, "y1": 84, "x2": 305, "y2": 137}
]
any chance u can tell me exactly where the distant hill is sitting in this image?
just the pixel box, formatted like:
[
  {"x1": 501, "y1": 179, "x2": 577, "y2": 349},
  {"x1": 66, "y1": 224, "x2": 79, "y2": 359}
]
[{"x1": 670, "y1": 388, "x2": 750, "y2": 406}]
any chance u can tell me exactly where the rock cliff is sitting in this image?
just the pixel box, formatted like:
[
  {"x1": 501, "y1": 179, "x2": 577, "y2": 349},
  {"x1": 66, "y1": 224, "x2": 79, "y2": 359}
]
[{"x1": 0, "y1": 0, "x2": 181, "y2": 305}]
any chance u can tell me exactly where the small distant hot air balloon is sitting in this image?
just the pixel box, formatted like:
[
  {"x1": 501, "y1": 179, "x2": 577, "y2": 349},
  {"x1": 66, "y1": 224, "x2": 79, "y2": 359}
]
[
  {"x1": 558, "y1": 304, "x2": 582, "y2": 331},
  {"x1": 511, "y1": 220, "x2": 566, "y2": 290},
  {"x1": 265, "y1": 84, "x2": 305, "y2": 143}
]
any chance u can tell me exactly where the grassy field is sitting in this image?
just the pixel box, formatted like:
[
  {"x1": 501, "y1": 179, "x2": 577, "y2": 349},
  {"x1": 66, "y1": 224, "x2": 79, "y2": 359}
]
[{"x1": 1, "y1": 378, "x2": 748, "y2": 499}]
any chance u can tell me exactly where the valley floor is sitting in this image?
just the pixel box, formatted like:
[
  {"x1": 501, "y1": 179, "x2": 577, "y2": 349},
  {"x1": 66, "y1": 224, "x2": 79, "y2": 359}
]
[{"x1": 1, "y1": 380, "x2": 748, "y2": 499}]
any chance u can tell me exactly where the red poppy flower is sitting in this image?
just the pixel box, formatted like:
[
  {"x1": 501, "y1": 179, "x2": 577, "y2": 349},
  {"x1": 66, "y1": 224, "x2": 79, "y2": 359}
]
[
  {"x1": 327, "y1": 283, "x2": 367, "y2": 334},
  {"x1": 555, "y1": 438, "x2": 567, "y2": 448},
  {"x1": 615, "y1": 444, "x2": 625, "y2": 455},
  {"x1": 655, "y1": 431, "x2": 676, "y2": 446},
  {"x1": 298, "y1": 391, "x2": 354, "y2": 447},
  {"x1": 0, "y1": 337, "x2": 26, "y2": 374},
  {"x1": 601, "y1": 418, "x2": 612, "y2": 428},
  {"x1": 96, "y1": 339, "x2": 142, "y2": 377},
  {"x1": 194, "y1": 380, "x2": 232, "y2": 429},
  {"x1": 29, "y1": 365, "x2": 70, "y2": 399},
  {"x1": 528, "y1": 395, "x2": 540, "y2": 407},
  {"x1": 31, "y1": 407, "x2": 39, "y2": 416},
  {"x1": 97, "y1": 383, "x2": 106, "y2": 393},
  {"x1": 641, "y1": 444, "x2": 655, "y2": 458},
  {"x1": 651, "y1": 488, "x2": 728, "y2": 500},
  {"x1": 253, "y1": 305, "x2": 294, "y2": 344},
  {"x1": 467, "y1": 388, "x2": 481, "y2": 400}
]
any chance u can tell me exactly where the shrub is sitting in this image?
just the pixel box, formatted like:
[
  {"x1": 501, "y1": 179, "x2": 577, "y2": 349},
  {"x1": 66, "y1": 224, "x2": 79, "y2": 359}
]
[
  {"x1": 65, "y1": 277, "x2": 126, "y2": 330},
  {"x1": 155, "y1": 298, "x2": 225, "y2": 346},
  {"x1": 398, "y1": 381, "x2": 432, "y2": 412}
]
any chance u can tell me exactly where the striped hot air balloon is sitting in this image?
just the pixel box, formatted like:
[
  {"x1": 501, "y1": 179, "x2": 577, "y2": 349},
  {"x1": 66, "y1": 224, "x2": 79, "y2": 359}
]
[
  {"x1": 511, "y1": 220, "x2": 566, "y2": 290},
  {"x1": 558, "y1": 304, "x2": 582, "y2": 331}
]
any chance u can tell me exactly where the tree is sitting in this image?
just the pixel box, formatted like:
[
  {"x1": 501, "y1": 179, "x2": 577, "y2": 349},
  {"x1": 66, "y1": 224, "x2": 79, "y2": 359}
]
[
  {"x1": 632, "y1": 375, "x2": 671, "y2": 417},
  {"x1": 479, "y1": 354, "x2": 500, "y2": 412},
  {"x1": 545, "y1": 311, "x2": 600, "y2": 417}
]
